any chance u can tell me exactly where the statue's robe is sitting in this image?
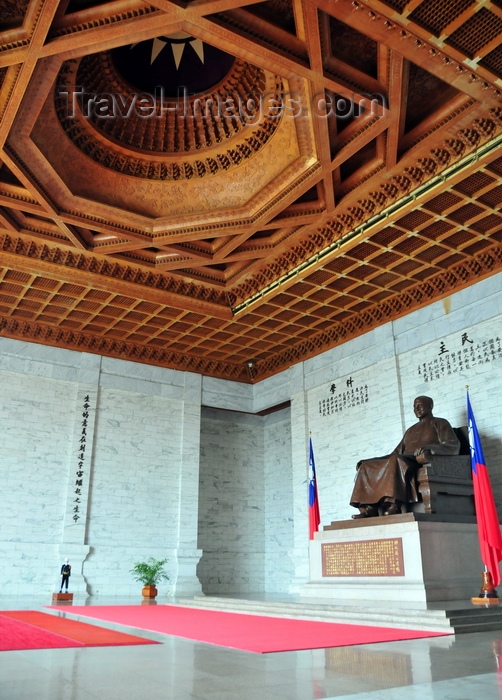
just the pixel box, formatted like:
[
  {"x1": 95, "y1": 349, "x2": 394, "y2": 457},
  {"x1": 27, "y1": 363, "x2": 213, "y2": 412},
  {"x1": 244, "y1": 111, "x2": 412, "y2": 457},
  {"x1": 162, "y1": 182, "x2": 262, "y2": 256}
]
[{"x1": 350, "y1": 417, "x2": 460, "y2": 508}]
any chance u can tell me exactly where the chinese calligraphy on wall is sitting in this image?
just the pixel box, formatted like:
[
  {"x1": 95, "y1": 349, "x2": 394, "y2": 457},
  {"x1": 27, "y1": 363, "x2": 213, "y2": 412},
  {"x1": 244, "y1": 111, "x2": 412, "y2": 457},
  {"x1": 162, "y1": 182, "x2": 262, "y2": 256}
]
[
  {"x1": 418, "y1": 334, "x2": 502, "y2": 383},
  {"x1": 318, "y1": 378, "x2": 369, "y2": 417},
  {"x1": 73, "y1": 394, "x2": 90, "y2": 523}
]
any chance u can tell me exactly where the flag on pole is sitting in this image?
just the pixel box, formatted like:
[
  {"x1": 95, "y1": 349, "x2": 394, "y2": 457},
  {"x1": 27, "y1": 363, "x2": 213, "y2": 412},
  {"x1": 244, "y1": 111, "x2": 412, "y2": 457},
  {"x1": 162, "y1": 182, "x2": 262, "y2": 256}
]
[
  {"x1": 467, "y1": 391, "x2": 502, "y2": 587},
  {"x1": 309, "y1": 436, "x2": 321, "y2": 540}
]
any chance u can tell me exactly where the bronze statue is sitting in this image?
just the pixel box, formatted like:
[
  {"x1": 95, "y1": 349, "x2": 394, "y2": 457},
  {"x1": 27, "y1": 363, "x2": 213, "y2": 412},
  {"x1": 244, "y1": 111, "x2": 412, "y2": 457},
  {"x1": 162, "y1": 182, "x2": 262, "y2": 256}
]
[{"x1": 350, "y1": 396, "x2": 460, "y2": 519}]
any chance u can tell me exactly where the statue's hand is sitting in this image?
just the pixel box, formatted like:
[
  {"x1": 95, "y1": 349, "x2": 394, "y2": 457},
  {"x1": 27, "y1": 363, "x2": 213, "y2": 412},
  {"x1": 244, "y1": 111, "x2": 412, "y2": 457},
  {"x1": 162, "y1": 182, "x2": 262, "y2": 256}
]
[{"x1": 415, "y1": 449, "x2": 431, "y2": 464}]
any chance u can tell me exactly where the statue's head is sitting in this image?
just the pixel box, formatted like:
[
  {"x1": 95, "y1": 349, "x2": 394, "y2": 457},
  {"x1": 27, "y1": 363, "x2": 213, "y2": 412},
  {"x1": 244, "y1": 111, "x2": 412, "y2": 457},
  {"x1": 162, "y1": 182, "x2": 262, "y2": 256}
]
[{"x1": 413, "y1": 396, "x2": 433, "y2": 417}]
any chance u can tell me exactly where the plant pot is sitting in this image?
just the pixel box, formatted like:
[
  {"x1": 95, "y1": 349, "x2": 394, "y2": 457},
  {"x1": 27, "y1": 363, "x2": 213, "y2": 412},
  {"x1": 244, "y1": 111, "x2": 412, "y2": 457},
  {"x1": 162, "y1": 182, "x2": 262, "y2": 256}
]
[{"x1": 142, "y1": 585, "x2": 158, "y2": 598}]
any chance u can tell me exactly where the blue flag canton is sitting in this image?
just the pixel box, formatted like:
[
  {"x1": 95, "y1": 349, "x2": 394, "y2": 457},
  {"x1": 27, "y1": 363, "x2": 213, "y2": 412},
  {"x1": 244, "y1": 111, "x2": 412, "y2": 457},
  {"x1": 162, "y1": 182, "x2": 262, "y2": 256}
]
[{"x1": 467, "y1": 395, "x2": 485, "y2": 475}]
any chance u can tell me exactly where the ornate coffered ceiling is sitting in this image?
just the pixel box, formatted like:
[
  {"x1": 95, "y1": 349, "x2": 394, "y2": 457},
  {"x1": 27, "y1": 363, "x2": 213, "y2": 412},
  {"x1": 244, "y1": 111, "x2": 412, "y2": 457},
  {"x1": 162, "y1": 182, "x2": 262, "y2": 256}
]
[{"x1": 0, "y1": 0, "x2": 501, "y2": 382}]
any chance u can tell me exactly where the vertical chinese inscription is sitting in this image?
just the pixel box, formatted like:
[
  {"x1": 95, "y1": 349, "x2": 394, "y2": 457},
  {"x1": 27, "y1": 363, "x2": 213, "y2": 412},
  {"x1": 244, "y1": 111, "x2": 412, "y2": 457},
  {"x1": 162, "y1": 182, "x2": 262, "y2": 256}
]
[
  {"x1": 73, "y1": 394, "x2": 90, "y2": 523},
  {"x1": 322, "y1": 539, "x2": 404, "y2": 577}
]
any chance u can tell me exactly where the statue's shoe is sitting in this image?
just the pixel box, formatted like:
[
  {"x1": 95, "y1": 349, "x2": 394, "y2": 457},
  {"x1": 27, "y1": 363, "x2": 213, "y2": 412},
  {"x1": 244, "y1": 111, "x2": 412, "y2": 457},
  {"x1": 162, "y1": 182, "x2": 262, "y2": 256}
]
[
  {"x1": 351, "y1": 505, "x2": 379, "y2": 519},
  {"x1": 382, "y1": 504, "x2": 401, "y2": 516}
]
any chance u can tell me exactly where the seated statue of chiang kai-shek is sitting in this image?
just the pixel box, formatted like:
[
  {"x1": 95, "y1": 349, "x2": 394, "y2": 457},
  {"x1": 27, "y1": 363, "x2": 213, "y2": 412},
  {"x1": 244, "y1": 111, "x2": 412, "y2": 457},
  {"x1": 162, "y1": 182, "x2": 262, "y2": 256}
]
[{"x1": 350, "y1": 396, "x2": 460, "y2": 519}]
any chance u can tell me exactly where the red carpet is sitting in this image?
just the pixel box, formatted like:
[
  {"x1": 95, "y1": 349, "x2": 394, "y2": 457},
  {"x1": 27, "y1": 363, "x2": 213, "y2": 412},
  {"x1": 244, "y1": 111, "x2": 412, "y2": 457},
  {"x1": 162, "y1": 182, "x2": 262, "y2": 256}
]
[
  {"x1": 0, "y1": 611, "x2": 159, "y2": 652},
  {"x1": 48, "y1": 604, "x2": 452, "y2": 653}
]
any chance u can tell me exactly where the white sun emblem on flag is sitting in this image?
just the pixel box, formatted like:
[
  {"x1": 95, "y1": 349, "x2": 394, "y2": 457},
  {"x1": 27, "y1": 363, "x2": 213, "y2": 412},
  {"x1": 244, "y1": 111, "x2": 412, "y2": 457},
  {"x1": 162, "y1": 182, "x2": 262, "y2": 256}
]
[{"x1": 468, "y1": 418, "x2": 475, "y2": 459}]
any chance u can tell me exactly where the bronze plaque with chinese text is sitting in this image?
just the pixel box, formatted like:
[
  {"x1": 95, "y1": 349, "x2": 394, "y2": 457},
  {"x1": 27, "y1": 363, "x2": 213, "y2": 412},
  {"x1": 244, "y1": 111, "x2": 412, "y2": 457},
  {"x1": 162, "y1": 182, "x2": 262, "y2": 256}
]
[{"x1": 322, "y1": 538, "x2": 404, "y2": 577}]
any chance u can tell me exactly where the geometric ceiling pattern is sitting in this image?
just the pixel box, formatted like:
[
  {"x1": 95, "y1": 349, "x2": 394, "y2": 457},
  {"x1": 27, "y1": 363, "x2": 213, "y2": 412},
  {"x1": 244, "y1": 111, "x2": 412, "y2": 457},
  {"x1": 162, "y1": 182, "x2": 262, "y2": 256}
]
[{"x1": 0, "y1": 0, "x2": 501, "y2": 383}]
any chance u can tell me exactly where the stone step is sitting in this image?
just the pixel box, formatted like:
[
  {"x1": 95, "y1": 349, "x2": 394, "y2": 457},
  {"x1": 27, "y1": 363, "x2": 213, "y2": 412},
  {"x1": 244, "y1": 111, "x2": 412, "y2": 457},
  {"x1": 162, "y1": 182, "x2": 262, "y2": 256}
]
[
  {"x1": 177, "y1": 595, "x2": 453, "y2": 633},
  {"x1": 176, "y1": 595, "x2": 502, "y2": 635},
  {"x1": 446, "y1": 607, "x2": 502, "y2": 634}
]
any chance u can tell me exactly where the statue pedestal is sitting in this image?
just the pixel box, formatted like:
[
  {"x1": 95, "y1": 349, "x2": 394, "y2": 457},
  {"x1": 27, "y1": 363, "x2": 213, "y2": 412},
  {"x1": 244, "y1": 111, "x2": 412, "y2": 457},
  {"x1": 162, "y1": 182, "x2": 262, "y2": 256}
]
[
  {"x1": 301, "y1": 514, "x2": 483, "y2": 603},
  {"x1": 52, "y1": 593, "x2": 73, "y2": 602}
]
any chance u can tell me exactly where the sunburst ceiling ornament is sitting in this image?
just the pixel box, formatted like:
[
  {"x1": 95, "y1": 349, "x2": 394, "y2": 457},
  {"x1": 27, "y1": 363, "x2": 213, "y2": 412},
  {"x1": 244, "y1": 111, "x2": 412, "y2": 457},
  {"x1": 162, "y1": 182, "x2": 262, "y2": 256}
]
[
  {"x1": 111, "y1": 35, "x2": 235, "y2": 97},
  {"x1": 149, "y1": 33, "x2": 205, "y2": 70}
]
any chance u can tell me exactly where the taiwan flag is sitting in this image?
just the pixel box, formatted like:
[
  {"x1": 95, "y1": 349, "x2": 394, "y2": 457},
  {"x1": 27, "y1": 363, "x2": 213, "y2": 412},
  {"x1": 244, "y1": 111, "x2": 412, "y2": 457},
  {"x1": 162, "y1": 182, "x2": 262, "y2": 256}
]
[
  {"x1": 467, "y1": 392, "x2": 502, "y2": 587},
  {"x1": 309, "y1": 437, "x2": 321, "y2": 540}
]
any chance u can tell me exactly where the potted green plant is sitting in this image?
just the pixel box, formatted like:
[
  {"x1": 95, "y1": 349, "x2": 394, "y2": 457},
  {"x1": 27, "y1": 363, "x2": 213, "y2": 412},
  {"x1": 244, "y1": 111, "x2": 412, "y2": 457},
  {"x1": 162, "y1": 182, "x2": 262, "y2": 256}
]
[{"x1": 130, "y1": 557, "x2": 169, "y2": 598}]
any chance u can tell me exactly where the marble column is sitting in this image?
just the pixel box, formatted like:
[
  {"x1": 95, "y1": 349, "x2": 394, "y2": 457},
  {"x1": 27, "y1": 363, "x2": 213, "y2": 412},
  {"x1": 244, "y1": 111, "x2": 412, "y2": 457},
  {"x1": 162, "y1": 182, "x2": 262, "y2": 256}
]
[
  {"x1": 172, "y1": 372, "x2": 203, "y2": 596},
  {"x1": 288, "y1": 386, "x2": 311, "y2": 593}
]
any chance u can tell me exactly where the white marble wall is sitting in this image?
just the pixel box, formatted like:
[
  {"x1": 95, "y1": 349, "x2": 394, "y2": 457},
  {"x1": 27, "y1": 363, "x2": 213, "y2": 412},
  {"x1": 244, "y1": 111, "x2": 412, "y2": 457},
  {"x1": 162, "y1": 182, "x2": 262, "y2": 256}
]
[
  {"x1": 263, "y1": 408, "x2": 294, "y2": 592},
  {"x1": 83, "y1": 387, "x2": 182, "y2": 594},
  {"x1": 0, "y1": 346, "x2": 202, "y2": 595},
  {"x1": 0, "y1": 369, "x2": 77, "y2": 594},
  {"x1": 197, "y1": 407, "x2": 266, "y2": 592}
]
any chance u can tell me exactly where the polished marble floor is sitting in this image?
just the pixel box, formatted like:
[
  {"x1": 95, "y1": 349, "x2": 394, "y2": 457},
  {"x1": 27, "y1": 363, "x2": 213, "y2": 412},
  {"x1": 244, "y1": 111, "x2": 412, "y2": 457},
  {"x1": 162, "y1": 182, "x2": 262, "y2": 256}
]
[{"x1": 1, "y1": 594, "x2": 502, "y2": 700}]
